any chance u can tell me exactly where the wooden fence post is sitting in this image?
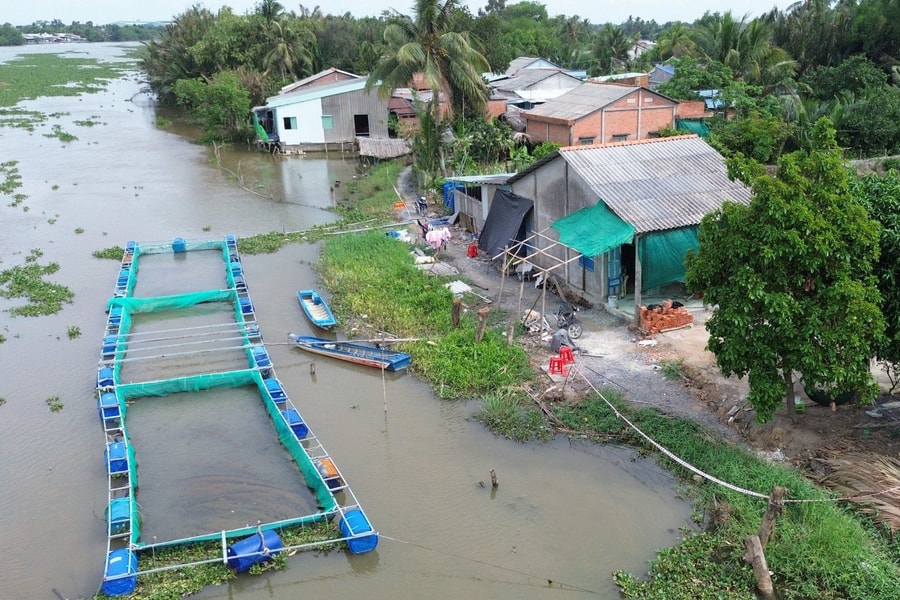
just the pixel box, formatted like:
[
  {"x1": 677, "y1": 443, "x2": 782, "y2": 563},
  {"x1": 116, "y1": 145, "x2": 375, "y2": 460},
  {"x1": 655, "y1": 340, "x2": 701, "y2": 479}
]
[
  {"x1": 475, "y1": 307, "x2": 491, "y2": 342},
  {"x1": 743, "y1": 486, "x2": 785, "y2": 599},
  {"x1": 451, "y1": 297, "x2": 462, "y2": 328}
]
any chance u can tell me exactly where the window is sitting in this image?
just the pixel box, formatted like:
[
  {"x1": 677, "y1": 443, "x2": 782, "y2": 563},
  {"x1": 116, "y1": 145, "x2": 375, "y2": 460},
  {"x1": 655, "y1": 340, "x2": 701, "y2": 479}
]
[
  {"x1": 612, "y1": 134, "x2": 629, "y2": 142},
  {"x1": 578, "y1": 137, "x2": 595, "y2": 145},
  {"x1": 321, "y1": 115, "x2": 334, "y2": 130},
  {"x1": 283, "y1": 116, "x2": 297, "y2": 130},
  {"x1": 644, "y1": 97, "x2": 654, "y2": 103}
]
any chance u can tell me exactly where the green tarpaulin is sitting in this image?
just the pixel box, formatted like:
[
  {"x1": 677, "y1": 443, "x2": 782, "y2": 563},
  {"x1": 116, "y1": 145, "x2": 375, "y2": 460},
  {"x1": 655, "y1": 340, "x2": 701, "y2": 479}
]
[
  {"x1": 675, "y1": 119, "x2": 710, "y2": 139},
  {"x1": 638, "y1": 226, "x2": 699, "y2": 291},
  {"x1": 551, "y1": 202, "x2": 635, "y2": 257}
]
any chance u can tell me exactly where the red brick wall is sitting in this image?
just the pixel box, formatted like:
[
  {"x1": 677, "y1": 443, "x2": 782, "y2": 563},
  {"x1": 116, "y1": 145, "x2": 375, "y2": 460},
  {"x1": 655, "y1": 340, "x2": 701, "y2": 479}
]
[
  {"x1": 526, "y1": 89, "x2": 677, "y2": 145},
  {"x1": 675, "y1": 100, "x2": 707, "y2": 119},
  {"x1": 525, "y1": 119, "x2": 573, "y2": 145},
  {"x1": 571, "y1": 98, "x2": 675, "y2": 144}
]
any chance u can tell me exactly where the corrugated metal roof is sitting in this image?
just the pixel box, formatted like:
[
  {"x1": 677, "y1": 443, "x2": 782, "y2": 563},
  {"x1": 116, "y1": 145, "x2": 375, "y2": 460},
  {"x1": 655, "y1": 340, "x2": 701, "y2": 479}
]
[
  {"x1": 504, "y1": 56, "x2": 561, "y2": 75},
  {"x1": 446, "y1": 173, "x2": 517, "y2": 185},
  {"x1": 266, "y1": 77, "x2": 371, "y2": 108},
  {"x1": 523, "y1": 83, "x2": 637, "y2": 122},
  {"x1": 556, "y1": 136, "x2": 752, "y2": 233},
  {"x1": 490, "y1": 69, "x2": 580, "y2": 92}
]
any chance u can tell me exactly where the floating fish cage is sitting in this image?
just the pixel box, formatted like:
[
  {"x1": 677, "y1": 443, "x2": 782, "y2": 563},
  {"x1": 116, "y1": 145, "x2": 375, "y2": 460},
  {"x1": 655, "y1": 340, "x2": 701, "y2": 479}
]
[{"x1": 93, "y1": 236, "x2": 377, "y2": 596}]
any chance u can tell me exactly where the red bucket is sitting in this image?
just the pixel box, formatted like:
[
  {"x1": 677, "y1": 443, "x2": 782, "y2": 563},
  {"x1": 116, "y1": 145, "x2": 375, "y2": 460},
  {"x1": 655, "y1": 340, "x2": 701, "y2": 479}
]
[{"x1": 467, "y1": 244, "x2": 478, "y2": 258}]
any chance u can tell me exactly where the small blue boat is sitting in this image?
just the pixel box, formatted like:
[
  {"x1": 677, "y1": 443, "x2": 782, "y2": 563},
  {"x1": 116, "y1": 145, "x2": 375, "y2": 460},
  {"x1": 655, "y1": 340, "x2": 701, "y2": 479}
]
[
  {"x1": 297, "y1": 289, "x2": 337, "y2": 329},
  {"x1": 288, "y1": 334, "x2": 411, "y2": 371}
]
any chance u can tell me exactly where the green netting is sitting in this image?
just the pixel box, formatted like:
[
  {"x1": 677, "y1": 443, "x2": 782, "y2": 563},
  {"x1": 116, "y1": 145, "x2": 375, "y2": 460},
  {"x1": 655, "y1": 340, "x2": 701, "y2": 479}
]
[
  {"x1": 252, "y1": 113, "x2": 270, "y2": 143},
  {"x1": 137, "y1": 240, "x2": 224, "y2": 255},
  {"x1": 108, "y1": 289, "x2": 237, "y2": 314},
  {"x1": 103, "y1": 237, "x2": 340, "y2": 551},
  {"x1": 117, "y1": 369, "x2": 259, "y2": 399},
  {"x1": 638, "y1": 226, "x2": 699, "y2": 291}
]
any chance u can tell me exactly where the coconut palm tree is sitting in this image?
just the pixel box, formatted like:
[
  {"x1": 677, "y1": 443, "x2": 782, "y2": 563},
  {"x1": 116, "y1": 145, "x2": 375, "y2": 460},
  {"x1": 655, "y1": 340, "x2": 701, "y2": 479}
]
[
  {"x1": 263, "y1": 17, "x2": 315, "y2": 81},
  {"x1": 694, "y1": 11, "x2": 797, "y2": 89},
  {"x1": 366, "y1": 0, "x2": 489, "y2": 172},
  {"x1": 141, "y1": 6, "x2": 217, "y2": 104},
  {"x1": 591, "y1": 23, "x2": 632, "y2": 75},
  {"x1": 255, "y1": 0, "x2": 284, "y2": 23},
  {"x1": 655, "y1": 22, "x2": 697, "y2": 60}
]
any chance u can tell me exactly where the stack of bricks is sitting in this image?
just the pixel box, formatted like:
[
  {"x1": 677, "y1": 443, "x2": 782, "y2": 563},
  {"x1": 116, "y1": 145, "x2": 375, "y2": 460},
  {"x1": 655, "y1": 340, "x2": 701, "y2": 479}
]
[{"x1": 640, "y1": 300, "x2": 693, "y2": 335}]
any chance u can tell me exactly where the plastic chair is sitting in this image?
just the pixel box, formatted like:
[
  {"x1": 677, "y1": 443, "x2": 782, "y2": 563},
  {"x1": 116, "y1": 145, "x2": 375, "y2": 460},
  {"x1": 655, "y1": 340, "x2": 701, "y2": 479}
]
[
  {"x1": 558, "y1": 346, "x2": 574, "y2": 364},
  {"x1": 549, "y1": 357, "x2": 567, "y2": 375}
]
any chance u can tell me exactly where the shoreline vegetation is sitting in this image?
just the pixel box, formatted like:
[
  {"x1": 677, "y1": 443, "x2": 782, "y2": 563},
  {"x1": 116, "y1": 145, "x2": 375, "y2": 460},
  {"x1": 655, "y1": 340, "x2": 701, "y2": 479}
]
[
  {"x1": 87, "y1": 157, "x2": 900, "y2": 598},
  {"x1": 306, "y1": 160, "x2": 900, "y2": 599}
]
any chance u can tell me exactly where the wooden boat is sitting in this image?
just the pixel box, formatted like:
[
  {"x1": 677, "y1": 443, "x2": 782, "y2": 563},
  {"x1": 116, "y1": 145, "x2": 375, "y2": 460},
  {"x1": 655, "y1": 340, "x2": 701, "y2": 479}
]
[
  {"x1": 288, "y1": 334, "x2": 411, "y2": 371},
  {"x1": 297, "y1": 289, "x2": 337, "y2": 329}
]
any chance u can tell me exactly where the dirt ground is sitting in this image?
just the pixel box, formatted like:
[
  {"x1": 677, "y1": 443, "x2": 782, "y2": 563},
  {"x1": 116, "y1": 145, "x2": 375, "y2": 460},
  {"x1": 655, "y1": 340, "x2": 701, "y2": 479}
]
[{"x1": 397, "y1": 180, "x2": 900, "y2": 471}]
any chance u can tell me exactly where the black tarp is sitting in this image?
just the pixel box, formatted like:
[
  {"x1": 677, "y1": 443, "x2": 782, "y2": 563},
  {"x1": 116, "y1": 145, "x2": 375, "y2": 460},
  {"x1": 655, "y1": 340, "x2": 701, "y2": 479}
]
[{"x1": 478, "y1": 189, "x2": 534, "y2": 258}]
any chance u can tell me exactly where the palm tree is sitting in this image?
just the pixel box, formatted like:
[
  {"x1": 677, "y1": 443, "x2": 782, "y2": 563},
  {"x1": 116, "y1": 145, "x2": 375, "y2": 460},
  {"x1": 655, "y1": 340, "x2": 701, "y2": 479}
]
[
  {"x1": 694, "y1": 11, "x2": 797, "y2": 89},
  {"x1": 255, "y1": 0, "x2": 284, "y2": 23},
  {"x1": 655, "y1": 22, "x2": 696, "y2": 60},
  {"x1": 591, "y1": 24, "x2": 632, "y2": 75},
  {"x1": 141, "y1": 6, "x2": 217, "y2": 104},
  {"x1": 263, "y1": 17, "x2": 314, "y2": 81},
  {"x1": 366, "y1": 0, "x2": 489, "y2": 172}
]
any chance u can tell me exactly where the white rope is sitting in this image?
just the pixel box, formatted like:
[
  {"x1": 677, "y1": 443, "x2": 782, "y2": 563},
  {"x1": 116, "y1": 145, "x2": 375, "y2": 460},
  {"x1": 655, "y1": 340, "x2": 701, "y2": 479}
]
[{"x1": 572, "y1": 363, "x2": 770, "y2": 500}]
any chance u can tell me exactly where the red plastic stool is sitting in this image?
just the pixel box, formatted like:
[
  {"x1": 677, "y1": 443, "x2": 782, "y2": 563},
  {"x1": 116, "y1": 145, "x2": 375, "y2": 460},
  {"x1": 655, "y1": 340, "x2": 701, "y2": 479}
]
[
  {"x1": 558, "y1": 346, "x2": 574, "y2": 364},
  {"x1": 549, "y1": 357, "x2": 567, "y2": 375}
]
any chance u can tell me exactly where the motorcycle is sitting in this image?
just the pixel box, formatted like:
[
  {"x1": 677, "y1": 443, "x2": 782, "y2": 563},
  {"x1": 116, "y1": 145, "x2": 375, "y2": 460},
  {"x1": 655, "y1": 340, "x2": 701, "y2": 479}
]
[{"x1": 555, "y1": 303, "x2": 583, "y2": 339}]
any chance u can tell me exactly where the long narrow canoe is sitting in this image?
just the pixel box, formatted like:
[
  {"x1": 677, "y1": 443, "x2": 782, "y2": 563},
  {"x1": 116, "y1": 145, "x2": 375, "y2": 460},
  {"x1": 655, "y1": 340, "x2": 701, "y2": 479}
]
[
  {"x1": 297, "y1": 289, "x2": 337, "y2": 329},
  {"x1": 288, "y1": 334, "x2": 411, "y2": 371}
]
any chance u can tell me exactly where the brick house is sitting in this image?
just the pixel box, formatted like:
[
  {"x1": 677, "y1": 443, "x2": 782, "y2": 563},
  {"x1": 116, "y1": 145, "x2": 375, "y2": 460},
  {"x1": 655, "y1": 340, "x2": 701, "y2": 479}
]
[{"x1": 523, "y1": 83, "x2": 677, "y2": 146}]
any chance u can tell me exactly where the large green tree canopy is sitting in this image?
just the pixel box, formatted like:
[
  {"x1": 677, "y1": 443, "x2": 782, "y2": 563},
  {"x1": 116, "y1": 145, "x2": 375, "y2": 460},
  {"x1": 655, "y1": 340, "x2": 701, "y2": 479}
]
[{"x1": 686, "y1": 119, "x2": 884, "y2": 422}]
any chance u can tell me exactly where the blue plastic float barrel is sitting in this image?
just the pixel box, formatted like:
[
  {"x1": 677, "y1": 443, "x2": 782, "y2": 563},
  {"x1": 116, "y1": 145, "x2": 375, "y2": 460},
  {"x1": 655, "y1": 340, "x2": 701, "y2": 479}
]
[
  {"x1": 281, "y1": 409, "x2": 308, "y2": 439},
  {"x1": 107, "y1": 306, "x2": 123, "y2": 326},
  {"x1": 251, "y1": 345, "x2": 270, "y2": 368},
  {"x1": 226, "y1": 234, "x2": 237, "y2": 249},
  {"x1": 125, "y1": 240, "x2": 136, "y2": 254},
  {"x1": 105, "y1": 442, "x2": 128, "y2": 476},
  {"x1": 97, "y1": 367, "x2": 115, "y2": 390},
  {"x1": 239, "y1": 297, "x2": 254, "y2": 314},
  {"x1": 230, "y1": 261, "x2": 242, "y2": 276},
  {"x1": 101, "y1": 548, "x2": 137, "y2": 596},
  {"x1": 264, "y1": 378, "x2": 286, "y2": 400},
  {"x1": 172, "y1": 237, "x2": 186, "y2": 252},
  {"x1": 106, "y1": 498, "x2": 131, "y2": 534},
  {"x1": 98, "y1": 392, "x2": 120, "y2": 421},
  {"x1": 102, "y1": 335, "x2": 117, "y2": 358},
  {"x1": 226, "y1": 530, "x2": 283, "y2": 573},
  {"x1": 339, "y1": 509, "x2": 378, "y2": 554}
]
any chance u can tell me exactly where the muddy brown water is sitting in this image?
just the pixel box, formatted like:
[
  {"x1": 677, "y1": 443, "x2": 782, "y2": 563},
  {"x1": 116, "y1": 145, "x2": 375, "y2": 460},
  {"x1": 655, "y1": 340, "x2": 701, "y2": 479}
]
[{"x1": 0, "y1": 43, "x2": 694, "y2": 599}]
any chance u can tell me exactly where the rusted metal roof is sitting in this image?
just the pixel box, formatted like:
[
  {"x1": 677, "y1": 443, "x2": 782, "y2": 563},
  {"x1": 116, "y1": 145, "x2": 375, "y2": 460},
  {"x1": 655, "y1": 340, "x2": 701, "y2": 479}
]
[{"x1": 557, "y1": 136, "x2": 753, "y2": 233}]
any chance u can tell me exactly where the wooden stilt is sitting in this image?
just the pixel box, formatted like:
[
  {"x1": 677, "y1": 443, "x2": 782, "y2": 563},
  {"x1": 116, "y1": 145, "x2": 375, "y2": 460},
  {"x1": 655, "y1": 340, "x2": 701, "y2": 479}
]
[
  {"x1": 490, "y1": 469, "x2": 498, "y2": 488},
  {"x1": 452, "y1": 297, "x2": 462, "y2": 328},
  {"x1": 744, "y1": 535, "x2": 774, "y2": 599},
  {"x1": 475, "y1": 307, "x2": 490, "y2": 342}
]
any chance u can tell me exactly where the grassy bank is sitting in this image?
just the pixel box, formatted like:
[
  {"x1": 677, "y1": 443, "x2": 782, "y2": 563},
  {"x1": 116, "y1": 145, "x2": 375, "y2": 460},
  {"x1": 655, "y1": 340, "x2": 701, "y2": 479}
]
[{"x1": 316, "y1": 160, "x2": 900, "y2": 598}]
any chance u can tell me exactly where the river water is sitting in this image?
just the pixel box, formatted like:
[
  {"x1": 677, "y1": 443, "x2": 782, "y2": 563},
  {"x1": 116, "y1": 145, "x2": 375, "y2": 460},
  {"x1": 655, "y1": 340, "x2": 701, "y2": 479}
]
[{"x1": 0, "y1": 43, "x2": 693, "y2": 599}]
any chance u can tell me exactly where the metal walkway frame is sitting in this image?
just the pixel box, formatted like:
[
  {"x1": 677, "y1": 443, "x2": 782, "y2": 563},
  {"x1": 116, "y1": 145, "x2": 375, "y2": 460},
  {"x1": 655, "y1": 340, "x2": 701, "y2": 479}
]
[{"x1": 95, "y1": 236, "x2": 377, "y2": 595}]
